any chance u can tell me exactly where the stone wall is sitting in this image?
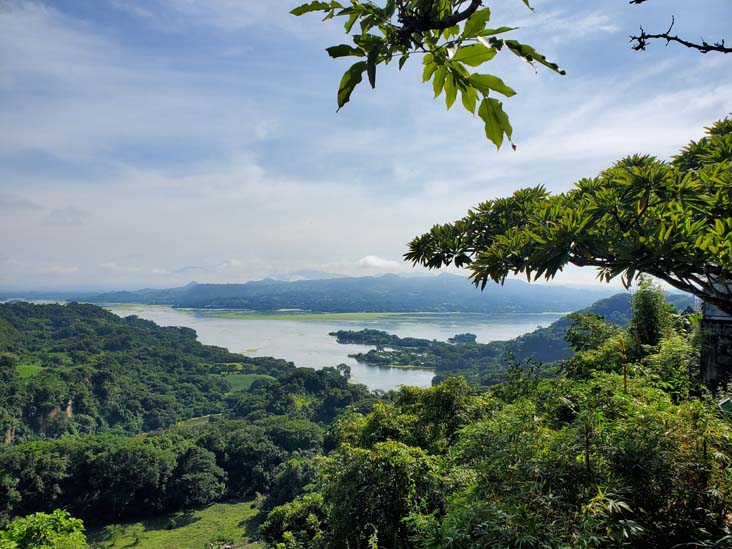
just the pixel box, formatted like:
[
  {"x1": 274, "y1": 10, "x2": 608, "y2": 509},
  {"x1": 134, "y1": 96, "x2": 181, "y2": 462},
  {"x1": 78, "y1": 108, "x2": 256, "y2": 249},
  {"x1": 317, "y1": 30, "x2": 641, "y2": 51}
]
[{"x1": 700, "y1": 318, "x2": 732, "y2": 390}]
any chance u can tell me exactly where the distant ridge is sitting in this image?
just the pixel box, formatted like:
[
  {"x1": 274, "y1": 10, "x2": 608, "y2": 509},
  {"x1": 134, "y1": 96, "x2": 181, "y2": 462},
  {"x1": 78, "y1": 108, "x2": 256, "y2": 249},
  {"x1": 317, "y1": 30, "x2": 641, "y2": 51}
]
[{"x1": 85, "y1": 273, "x2": 623, "y2": 313}]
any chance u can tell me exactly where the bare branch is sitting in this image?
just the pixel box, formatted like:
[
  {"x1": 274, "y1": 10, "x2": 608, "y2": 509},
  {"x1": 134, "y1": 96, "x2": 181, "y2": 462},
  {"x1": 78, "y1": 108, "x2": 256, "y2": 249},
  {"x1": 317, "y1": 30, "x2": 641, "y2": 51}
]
[{"x1": 630, "y1": 16, "x2": 732, "y2": 54}]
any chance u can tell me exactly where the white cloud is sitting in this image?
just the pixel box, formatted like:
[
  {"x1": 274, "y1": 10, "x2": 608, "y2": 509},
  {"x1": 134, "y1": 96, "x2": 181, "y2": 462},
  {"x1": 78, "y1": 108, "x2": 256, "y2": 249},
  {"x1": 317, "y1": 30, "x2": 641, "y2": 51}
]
[
  {"x1": 357, "y1": 255, "x2": 409, "y2": 272},
  {"x1": 43, "y1": 207, "x2": 90, "y2": 226},
  {"x1": 99, "y1": 262, "x2": 142, "y2": 273},
  {"x1": 0, "y1": 1, "x2": 277, "y2": 162},
  {"x1": 38, "y1": 265, "x2": 79, "y2": 274}
]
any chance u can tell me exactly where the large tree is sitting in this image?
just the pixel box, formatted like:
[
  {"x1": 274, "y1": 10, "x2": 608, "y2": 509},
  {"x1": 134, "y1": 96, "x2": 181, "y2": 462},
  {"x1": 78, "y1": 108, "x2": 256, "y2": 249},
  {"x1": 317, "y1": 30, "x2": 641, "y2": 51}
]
[{"x1": 405, "y1": 117, "x2": 732, "y2": 314}]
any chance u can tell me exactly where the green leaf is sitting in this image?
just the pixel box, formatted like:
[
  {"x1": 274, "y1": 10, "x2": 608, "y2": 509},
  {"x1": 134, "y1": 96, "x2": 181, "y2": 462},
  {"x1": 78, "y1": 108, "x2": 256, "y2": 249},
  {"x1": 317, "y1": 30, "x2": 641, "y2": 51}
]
[
  {"x1": 433, "y1": 66, "x2": 447, "y2": 98},
  {"x1": 504, "y1": 40, "x2": 565, "y2": 74},
  {"x1": 442, "y1": 25, "x2": 461, "y2": 40},
  {"x1": 469, "y1": 73, "x2": 516, "y2": 97},
  {"x1": 382, "y1": 0, "x2": 396, "y2": 18},
  {"x1": 461, "y1": 87, "x2": 477, "y2": 114},
  {"x1": 398, "y1": 54, "x2": 409, "y2": 70},
  {"x1": 422, "y1": 61, "x2": 437, "y2": 83},
  {"x1": 344, "y1": 11, "x2": 359, "y2": 32},
  {"x1": 445, "y1": 73, "x2": 458, "y2": 110},
  {"x1": 291, "y1": 1, "x2": 332, "y2": 16},
  {"x1": 478, "y1": 97, "x2": 512, "y2": 149},
  {"x1": 326, "y1": 44, "x2": 364, "y2": 58},
  {"x1": 463, "y1": 8, "x2": 491, "y2": 38},
  {"x1": 478, "y1": 27, "x2": 516, "y2": 36},
  {"x1": 451, "y1": 44, "x2": 497, "y2": 67},
  {"x1": 367, "y1": 49, "x2": 379, "y2": 88},
  {"x1": 337, "y1": 61, "x2": 367, "y2": 110}
]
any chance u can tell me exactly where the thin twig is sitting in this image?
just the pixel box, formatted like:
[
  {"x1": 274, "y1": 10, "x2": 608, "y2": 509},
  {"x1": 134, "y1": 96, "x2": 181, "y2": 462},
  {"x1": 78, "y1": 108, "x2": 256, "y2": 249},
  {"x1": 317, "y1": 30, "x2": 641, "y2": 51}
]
[{"x1": 630, "y1": 16, "x2": 732, "y2": 54}]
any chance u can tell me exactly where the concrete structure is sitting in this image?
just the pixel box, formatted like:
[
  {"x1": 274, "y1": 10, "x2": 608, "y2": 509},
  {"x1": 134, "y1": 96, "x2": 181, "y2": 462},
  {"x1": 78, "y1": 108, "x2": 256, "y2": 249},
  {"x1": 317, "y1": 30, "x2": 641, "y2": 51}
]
[{"x1": 700, "y1": 299, "x2": 732, "y2": 390}]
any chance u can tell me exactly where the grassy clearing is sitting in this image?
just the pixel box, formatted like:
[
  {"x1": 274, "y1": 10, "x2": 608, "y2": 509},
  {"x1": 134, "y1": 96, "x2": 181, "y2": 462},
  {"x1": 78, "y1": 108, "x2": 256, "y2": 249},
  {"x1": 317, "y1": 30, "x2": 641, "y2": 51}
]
[
  {"x1": 16, "y1": 363, "x2": 44, "y2": 377},
  {"x1": 225, "y1": 373, "x2": 275, "y2": 392},
  {"x1": 88, "y1": 500, "x2": 263, "y2": 549},
  {"x1": 177, "y1": 414, "x2": 223, "y2": 428}
]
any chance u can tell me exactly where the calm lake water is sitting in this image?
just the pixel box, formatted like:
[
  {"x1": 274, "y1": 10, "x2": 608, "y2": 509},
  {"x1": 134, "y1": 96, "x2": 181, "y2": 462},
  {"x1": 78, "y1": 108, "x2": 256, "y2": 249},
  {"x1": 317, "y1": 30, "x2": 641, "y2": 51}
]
[{"x1": 105, "y1": 305, "x2": 565, "y2": 391}]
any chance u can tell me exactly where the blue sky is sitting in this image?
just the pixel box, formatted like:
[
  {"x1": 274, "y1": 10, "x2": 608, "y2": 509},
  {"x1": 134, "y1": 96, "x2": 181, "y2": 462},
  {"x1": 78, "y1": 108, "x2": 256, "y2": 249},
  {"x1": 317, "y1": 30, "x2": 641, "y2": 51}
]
[{"x1": 1, "y1": 0, "x2": 731, "y2": 290}]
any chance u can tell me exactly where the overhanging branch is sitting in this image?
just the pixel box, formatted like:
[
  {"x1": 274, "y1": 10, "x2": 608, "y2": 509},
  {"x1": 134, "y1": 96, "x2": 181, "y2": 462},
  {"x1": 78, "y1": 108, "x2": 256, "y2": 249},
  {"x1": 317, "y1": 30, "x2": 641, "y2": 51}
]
[{"x1": 399, "y1": 0, "x2": 482, "y2": 34}]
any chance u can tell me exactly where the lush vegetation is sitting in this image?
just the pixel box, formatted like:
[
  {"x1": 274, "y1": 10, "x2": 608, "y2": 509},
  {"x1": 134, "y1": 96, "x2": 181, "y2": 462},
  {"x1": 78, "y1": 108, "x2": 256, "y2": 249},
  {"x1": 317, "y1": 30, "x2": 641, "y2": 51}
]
[
  {"x1": 0, "y1": 302, "x2": 375, "y2": 545},
  {"x1": 0, "y1": 302, "x2": 299, "y2": 441},
  {"x1": 0, "y1": 509, "x2": 87, "y2": 549},
  {"x1": 0, "y1": 283, "x2": 723, "y2": 548},
  {"x1": 331, "y1": 290, "x2": 693, "y2": 385},
  {"x1": 262, "y1": 281, "x2": 731, "y2": 548}
]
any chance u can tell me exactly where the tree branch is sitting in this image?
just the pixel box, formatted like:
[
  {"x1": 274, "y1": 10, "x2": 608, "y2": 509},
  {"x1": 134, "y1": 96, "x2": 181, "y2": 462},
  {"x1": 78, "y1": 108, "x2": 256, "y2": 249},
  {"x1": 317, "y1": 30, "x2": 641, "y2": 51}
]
[
  {"x1": 401, "y1": 0, "x2": 482, "y2": 34},
  {"x1": 649, "y1": 270, "x2": 732, "y2": 316},
  {"x1": 630, "y1": 16, "x2": 732, "y2": 54}
]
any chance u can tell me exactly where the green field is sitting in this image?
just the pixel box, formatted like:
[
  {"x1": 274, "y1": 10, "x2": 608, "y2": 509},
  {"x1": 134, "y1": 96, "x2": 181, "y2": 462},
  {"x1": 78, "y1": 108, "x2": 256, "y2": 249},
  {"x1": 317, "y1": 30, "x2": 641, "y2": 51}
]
[
  {"x1": 176, "y1": 414, "x2": 223, "y2": 428},
  {"x1": 88, "y1": 501, "x2": 263, "y2": 549},
  {"x1": 225, "y1": 373, "x2": 275, "y2": 392},
  {"x1": 16, "y1": 363, "x2": 44, "y2": 378}
]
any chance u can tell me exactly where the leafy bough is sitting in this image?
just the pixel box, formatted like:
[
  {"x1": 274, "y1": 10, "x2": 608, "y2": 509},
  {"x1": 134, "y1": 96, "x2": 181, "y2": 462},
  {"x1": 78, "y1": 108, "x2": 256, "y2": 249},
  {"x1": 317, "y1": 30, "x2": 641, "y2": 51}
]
[
  {"x1": 406, "y1": 118, "x2": 732, "y2": 314},
  {"x1": 292, "y1": 0, "x2": 564, "y2": 149}
]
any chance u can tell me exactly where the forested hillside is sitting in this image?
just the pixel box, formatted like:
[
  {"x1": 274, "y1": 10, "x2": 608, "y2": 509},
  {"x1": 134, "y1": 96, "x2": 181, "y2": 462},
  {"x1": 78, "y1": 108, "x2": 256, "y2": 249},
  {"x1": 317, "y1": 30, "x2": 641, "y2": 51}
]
[
  {"x1": 0, "y1": 302, "x2": 375, "y2": 540},
  {"x1": 85, "y1": 274, "x2": 616, "y2": 313},
  {"x1": 261, "y1": 280, "x2": 729, "y2": 548},
  {"x1": 0, "y1": 302, "x2": 296, "y2": 441},
  {"x1": 0, "y1": 283, "x2": 727, "y2": 548}
]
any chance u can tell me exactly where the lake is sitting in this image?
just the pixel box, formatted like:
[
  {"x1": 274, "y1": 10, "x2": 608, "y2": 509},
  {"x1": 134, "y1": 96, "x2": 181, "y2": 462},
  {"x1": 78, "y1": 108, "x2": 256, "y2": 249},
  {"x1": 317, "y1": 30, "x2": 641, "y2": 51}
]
[{"x1": 105, "y1": 305, "x2": 566, "y2": 391}]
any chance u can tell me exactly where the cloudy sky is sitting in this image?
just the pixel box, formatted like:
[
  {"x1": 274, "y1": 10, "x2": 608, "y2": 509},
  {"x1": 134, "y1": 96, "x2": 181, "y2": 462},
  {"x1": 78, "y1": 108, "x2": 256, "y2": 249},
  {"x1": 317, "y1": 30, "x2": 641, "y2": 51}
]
[{"x1": 1, "y1": 0, "x2": 731, "y2": 290}]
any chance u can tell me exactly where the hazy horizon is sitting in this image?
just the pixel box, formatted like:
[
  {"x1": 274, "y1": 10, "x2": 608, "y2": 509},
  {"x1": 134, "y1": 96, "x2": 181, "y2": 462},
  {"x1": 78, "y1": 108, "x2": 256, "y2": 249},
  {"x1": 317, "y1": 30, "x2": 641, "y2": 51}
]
[{"x1": 0, "y1": 271, "x2": 678, "y2": 295}]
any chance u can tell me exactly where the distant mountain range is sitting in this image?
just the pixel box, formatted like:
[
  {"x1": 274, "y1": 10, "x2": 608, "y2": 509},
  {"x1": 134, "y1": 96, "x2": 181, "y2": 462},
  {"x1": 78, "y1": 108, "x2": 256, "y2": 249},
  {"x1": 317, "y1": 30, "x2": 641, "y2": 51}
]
[{"x1": 77, "y1": 274, "x2": 628, "y2": 313}]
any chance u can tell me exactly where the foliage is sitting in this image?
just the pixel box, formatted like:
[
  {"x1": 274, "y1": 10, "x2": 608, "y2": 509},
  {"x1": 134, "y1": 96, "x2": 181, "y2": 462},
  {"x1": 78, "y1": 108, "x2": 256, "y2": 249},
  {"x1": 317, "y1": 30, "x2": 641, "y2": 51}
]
[
  {"x1": 291, "y1": 0, "x2": 564, "y2": 148},
  {"x1": 406, "y1": 117, "x2": 732, "y2": 314},
  {"x1": 0, "y1": 302, "x2": 295, "y2": 441},
  {"x1": 0, "y1": 509, "x2": 86, "y2": 549},
  {"x1": 260, "y1": 493, "x2": 329, "y2": 548},
  {"x1": 166, "y1": 446, "x2": 226, "y2": 509},
  {"x1": 0, "y1": 304, "x2": 376, "y2": 527},
  {"x1": 263, "y1": 288, "x2": 731, "y2": 547},
  {"x1": 628, "y1": 276, "x2": 673, "y2": 354},
  {"x1": 565, "y1": 312, "x2": 623, "y2": 353}
]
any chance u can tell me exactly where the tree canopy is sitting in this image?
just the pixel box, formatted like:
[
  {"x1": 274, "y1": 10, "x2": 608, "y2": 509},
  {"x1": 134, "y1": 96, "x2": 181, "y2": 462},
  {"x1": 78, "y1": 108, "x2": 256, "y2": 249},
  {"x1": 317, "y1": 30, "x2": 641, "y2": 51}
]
[
  {"x1": 291, "y1": 0, "x2": 564, "y2": 148},
  {"x1": 406, "y1": 117, "x2": 732, "y2": 314}
]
